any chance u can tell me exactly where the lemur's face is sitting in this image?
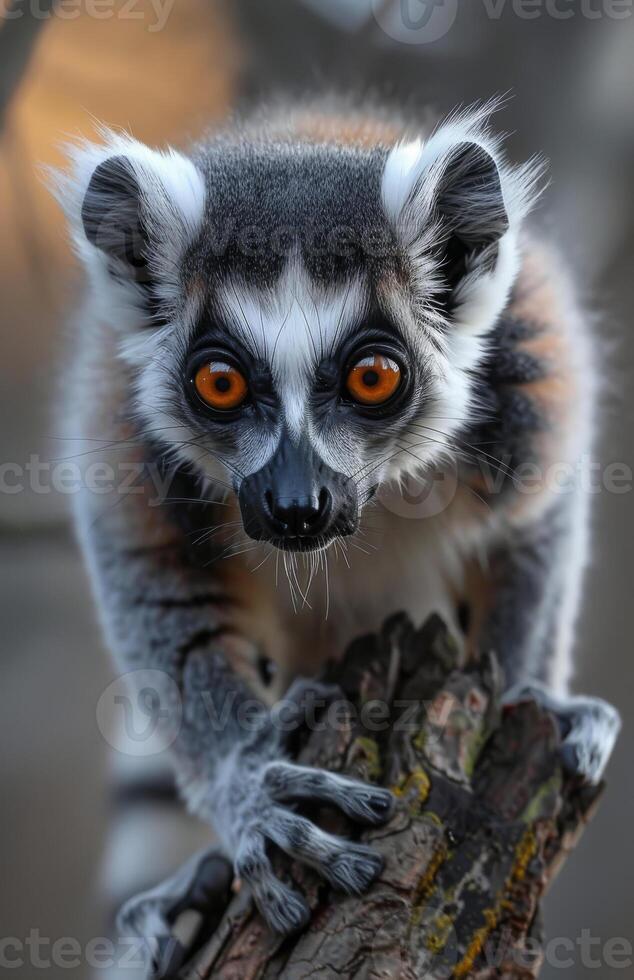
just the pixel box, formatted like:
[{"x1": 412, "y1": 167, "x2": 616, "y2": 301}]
[
  {"x1": 61, "y1": 113, "x2": 538, "y2": 553},
  {"x1": 180, "y1": 267, "x2": 420, "y2": 552}
]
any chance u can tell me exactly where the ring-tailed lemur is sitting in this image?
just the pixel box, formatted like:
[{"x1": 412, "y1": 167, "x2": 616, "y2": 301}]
[{"x1": 52, "y1": 100, "x2": 620, "y2": 969}]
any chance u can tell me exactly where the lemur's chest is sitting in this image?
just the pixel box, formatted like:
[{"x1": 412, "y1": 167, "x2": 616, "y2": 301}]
[{"x1": 237, "y1": 482, "x2": 492, "y2": 694}]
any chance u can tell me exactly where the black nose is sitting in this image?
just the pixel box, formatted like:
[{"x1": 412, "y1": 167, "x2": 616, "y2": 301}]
[
  {"x1": 267, "y1": 488, "x2": 332, "y2": 539},
  {"x1": 237, "y1": 434, "x2": 358, "y2": 550}
]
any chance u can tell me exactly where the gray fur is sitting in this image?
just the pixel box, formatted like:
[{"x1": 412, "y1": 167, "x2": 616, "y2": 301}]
[{"x1": 479, "y1": 497, "x2": 576, "y2": 686}]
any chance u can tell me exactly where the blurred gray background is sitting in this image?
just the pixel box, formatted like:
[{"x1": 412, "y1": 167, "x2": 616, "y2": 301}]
[{"x1": 1, "y1": 1, "x2": 632, "y2": 977}]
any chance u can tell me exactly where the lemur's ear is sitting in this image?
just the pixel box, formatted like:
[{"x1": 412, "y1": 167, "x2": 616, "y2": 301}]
[
  {"x1": 51, "y1": 132, "x2": 205, "y2": 311},
  {"x1": 382, "y1": 115, "x2": 543, "y2": 332},
  {"x1": 81, "y1": 155, "x2": 149, "y2": 280},
  {"x1": 432, "y1": 141, "x2": 508, "y2": 266}
]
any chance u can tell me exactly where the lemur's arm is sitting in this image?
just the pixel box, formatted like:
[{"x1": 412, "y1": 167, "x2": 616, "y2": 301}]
[
  {"x1": 455, "y1": 254, "x2": 621, "y2": 783},
  {"x1": 74, "y1": 442, "x2": 393, "y2": 934},
  {"x1": 480, "y1": 497, "x2": 580, "y2": 690}
]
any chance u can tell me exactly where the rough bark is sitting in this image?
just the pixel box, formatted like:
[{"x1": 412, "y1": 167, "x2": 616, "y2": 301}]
[{"x1": 186, "y1": 613, "x2": 607, "y2": 979}]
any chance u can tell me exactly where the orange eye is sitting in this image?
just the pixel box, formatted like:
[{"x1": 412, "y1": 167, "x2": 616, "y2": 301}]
[
  {"x1": 194, "y1": 360, "x2": 248, "y2": 411},
  {"x1": 346, "y1": 353, "x2": 402, "y2": 406}
]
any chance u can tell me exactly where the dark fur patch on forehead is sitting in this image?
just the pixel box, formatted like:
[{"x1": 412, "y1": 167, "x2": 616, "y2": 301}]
[{"x1": 188, "y1": 141, "x2": 399, "y2": 289}]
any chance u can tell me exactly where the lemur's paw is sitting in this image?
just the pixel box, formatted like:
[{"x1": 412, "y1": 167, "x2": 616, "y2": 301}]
[
  {"x1": 504, "y1": 682, "x2": 621, "y2": 784},
  {"x1": 235, "y1": 761, "x2": 394, "y2": 934},
  {"x1": 558, "y1": 697, "x2": 621, "y2": 783},
  {"x1": 117, "y1": 846, "x2": 233, "y2": 979}
]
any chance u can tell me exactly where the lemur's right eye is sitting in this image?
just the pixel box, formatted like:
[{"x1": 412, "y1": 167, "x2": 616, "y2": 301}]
[
  {"x1": 346, "y1": 353, "x2": 402, "y2": 406},
  {"x1": 194, "y1": 360, "x2": 248, "y2": 411}
]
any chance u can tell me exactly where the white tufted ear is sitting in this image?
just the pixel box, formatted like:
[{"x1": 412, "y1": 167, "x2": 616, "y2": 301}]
[
  {"x1": 50, "y1": 130, "x2": 206, "y2": 313},
  {"x1": 382, "y1": 107, "x2": 545, "y2": 336}
]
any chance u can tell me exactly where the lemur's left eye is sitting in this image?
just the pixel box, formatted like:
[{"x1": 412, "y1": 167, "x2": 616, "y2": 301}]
[
  {"x1": 194, "y1": 361, "x2": 248, "y2": 410},
  {"x1": 346, "y1": 353, "x2": 402, "y2": 406}
]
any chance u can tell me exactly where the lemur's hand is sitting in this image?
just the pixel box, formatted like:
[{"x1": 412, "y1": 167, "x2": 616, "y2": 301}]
[
  {"x1": 228, "y1": 754, "x2": 394, "y2": 933},
  {"x1": 503, "y1": 682, "x2": 621, "y2": 784},
  {"x1": 224, "y1": 678, "x2": 394, "y2": 934}
]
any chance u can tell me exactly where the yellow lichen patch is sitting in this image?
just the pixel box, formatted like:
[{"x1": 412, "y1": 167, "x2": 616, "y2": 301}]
[
  {"x1": 512, "y1": 828, "x2": 538, "y2": 883},
  {"x1": 412, "y1": 728, "x2": 427, "y2": 753},
  {"x1": 391, "y1": 768, "x2": 431, "y2": 815},
  {"x1": 463, "y1": 730, "x2": 487, "y2": 779},
  {"x1": 425, "y1": 912, "x2": 456, "y2": 954},
  {"x1": 417, "y1": 845, "x2": 448, "y2": 901},
  {"x1": 425, "y1": 811, "x2": 443, "y2": 827},
  {"x1": 521, "y1": 773, "x2": 562, "y2": 824},
  {"x1": 450, "y1": 829, "x2": 539, "y2": 976},
  {"x1": 410, "y1": 843, "x2": 450, "y2": 929},
  {"x1": 453, "y1": 908, "x2": 499, "y2": 977}
]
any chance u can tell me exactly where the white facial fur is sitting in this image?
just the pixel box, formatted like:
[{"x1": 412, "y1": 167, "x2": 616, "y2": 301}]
[
  {"x1": 53, "y1": 110, "x2": 542, "y2": 507},
  {"x1": 216, "y1": 260, "x2": 369, "y2": 462}
]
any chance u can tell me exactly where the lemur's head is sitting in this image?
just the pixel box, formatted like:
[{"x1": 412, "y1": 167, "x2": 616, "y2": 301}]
[{"x1": 55, "y1": 107, "x2": 541, "y2": 553}]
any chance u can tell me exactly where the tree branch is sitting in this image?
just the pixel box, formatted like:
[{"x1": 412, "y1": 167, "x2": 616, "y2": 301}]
[{"x1": 186, "y1": 613, "x2": 610, "y2": 979}]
